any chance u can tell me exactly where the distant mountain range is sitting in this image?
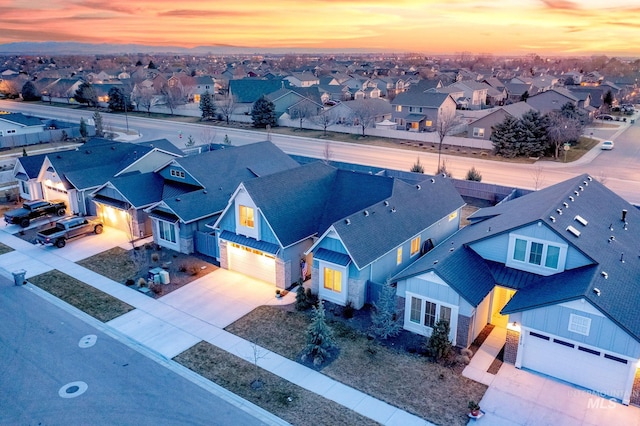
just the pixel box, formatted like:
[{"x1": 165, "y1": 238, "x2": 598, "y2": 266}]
[{"x1": 0, "y1": 42, "x2": 380, "y2": 56}]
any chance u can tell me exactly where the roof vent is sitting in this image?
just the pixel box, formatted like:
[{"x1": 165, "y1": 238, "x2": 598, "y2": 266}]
[
  {"x1": 345, "y1": 219, "x2": 351, "y2": 225},
  {"x1": 549, "y1": 216, "x2": 556, "y2": 222},
  {"x1": 566, "y1": 225, "x2": 581, "y2": 237},
  {"x1": 601, "y1": 272, "x2": 608, "y2": 279},
  {"x1": 430, "y1": 178, "x2": 435, "y2": 183},
  {"x1": 433, "y1": 260, "x2": 439, "y2": 265},
  {"x1": 624, "y1": 223, "x2": 628, "y2": 231},
  {"x1": 583, "y1": 180, "x2": 588, "y2": 186},
  {"x1": 574, "y1": 190, "x2": 579, "y2": 196},
  {"x1": 587, "y1": 176, "x2": 593, "y2": 181},
  {"x1": 176, "y1": 198, "x2": 181, "y2": 202},
  {"x1": 609, "y1": 223, "x2": 614, "y2": 231},
  {"x1": 416, "y1": 184, "x2": 421, "y2": 190},
  {"x1": 622, "y1": 209, "x2": 628, "y2": 222},
  {"x1": 579, "y1": 185, "x2": 584, "y2": 191},
  {"x1": 608, "y1": 236, "x2": 615, "y2": 243},
  {"x1": 563, "y1": 202, "x2": 569, "y2": 208},
  {"x1": 556, "y1": 208, "x2": 563, "y2": 215},
  {"x1": 383, "y1": 200, "x2": 389, "y2": 206},
  {"x1": 449, "y1": 247, "x2": 454, "y2": 252},
  {"x1": 593, "y1": 287, "x2": 601, "y2": 296},
  {"x1": 574, "y1": 215, "x2": 588, "y2": 226},
  {"x1": 85, "y1": 150, "x2": 91, "y2": 154},
  {"x1": 442, "y1": 173, "x2": 446, "y2": 178},
  {"x1": 620, "y1": 253, "x2": 625, "y2": 263},
  {"x1": 569, "y1": 196, "x2": 574, "y2": 202},
  {"x1": 391, "y1": 207, "x2": 396, "y2": 213},
  {"x1": 111, "y1": 146, "x2": 116, "y2": 150},
  {"x1": 202, "y1": 190, "x2": 207, "y2": 194},
  {"x1": 364, "y1": 210, "x2": 369, "y2": 216}
]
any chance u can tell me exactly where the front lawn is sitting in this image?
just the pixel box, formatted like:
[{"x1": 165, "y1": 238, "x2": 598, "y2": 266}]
[
  {"x1": 28, "y1": 269, "x2": 133, "y2": 322},
  {"x1": 225, "y1": 305, "x2": 487, "y2": 425},
  {"x1": 0, "y1": 242, "x2": 14, "y2": 255}
]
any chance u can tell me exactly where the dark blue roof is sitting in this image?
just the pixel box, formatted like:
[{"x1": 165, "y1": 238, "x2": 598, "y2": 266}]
[
  {"x1": 314, "y1": 248, "x2": 352, "y2": 266},
  {"x1": 219, "y1": 230, "x2": 279, "y2": 255},
  {"x1": 0, "y1": 113, "x2": 43, "y2": 127}
]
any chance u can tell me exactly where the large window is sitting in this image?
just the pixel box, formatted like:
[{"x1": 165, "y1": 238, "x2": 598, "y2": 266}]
[
  {"x1": 511, "y1": 236, "x2": 563, "y2": 272},
  {"x1": 158, "y1": 220, "x2": 176, "y2": 243},
  {"x1": 323, "y1": 267, "x2": 342, "y2": 292},
  {"x1": 410, "y1": 236, "x2": 421, "y2": 256},
  {"x1": 20, "y1": 181, "x2": 30, "y2": 196},
  {"x1": 239, "y1": 205, "x2": 254, "y2": 228},
  {"x1": 406, "y1": 294, "x2": 456, "y2": 340},
  {"x1": 424, "y1": 301, "x2": 436, "y2": 327}
]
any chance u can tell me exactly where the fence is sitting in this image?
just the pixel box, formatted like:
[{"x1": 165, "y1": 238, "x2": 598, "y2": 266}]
[
  {"x1": 194, "y1": 231, "x2": 218, "y2": 259},
  {"x1": 366, "y1": 280, "x2": 384, "y2": 305}
]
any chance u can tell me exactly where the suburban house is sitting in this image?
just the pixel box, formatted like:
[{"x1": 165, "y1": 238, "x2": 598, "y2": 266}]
[
  {"x1": 392, "y1": 174, "x2": 640, "y2": 406},
  {"x1": 284, "y1": 72, "x2": 320, "y2": 88},
  {"x1": 140, "y1": 142, "x2": 300, "y2": 254},
  {"x1": 525, "y1": 88, "x2": 580, "y2": 115},
  {"x1": 0, "y1": 112, "x2": 45, "y2": 137},
  {"x1": 213, "y1": 162, "x2": 465, "y2": 304},
  {"x1": 228, "y1": 78, "x2": 290, "y2": 114},
  {"x1": 467, "y1": 102, "x2": 535, "y2": 140},
  {"x1": 266, "y1": 87, "x2": 324, "y2": 119},
  {"x1": 17, "y1": 138, "x2": 182, "y2": 216},
  {"x1": 391, "y1": 91, "x2": 457, "y2": 131},
  {"x1": 444, "y1": 80, "x2": 490, "y2": 110}
]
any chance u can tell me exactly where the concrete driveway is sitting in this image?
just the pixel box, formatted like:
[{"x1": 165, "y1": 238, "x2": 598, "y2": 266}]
[{"x1": 478, "y1": 363, "x2": 640, "y2": 425}]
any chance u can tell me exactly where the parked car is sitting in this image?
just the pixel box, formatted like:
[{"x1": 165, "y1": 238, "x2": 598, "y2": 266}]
[
  {"x1": 4, "y1": 199, "x2": 67, "y2": 228},
  {"x1": 596, "y1": 114, "x2": 614, "y2": 121},
  {"x1": 36, "y1": 216, "x2": 103, "y2": 248},
  {"x1": 601, "y1": 140, "x2": 614, "y2": 150}
]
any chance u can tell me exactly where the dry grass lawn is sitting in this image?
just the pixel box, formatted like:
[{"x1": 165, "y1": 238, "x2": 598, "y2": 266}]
[
  {"x1": 226, "y1": 306, "x2": 487, "y2": 425},
  {"x1": 78, "y1": 247, "x2": 139, "y2": 283},
  {"x1": 29, "y1": 269, "x2": 133, "y2": 322},
  {"x1": 174, "y1": 341, "x2": 378, "y2": 426},
  {"x1": 0, "y1": 242, "x2": 14, "y2": 255}
]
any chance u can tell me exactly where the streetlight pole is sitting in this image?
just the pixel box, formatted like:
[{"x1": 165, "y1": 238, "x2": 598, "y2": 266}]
[{"x1": 124, "y1": 95, "x2": 129, "y2": 132}]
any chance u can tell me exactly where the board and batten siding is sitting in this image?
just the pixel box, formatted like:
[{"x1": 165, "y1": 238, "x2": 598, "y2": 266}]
[
  {"x1": 522, "y1": 301, "x2": 640, "y2": 358},
  {"x1": 316, "y1": 236, "x2": 349, "y2": 254},
  {"x1": 397, "y1": 273, "x2": 460, "y2": 307}
]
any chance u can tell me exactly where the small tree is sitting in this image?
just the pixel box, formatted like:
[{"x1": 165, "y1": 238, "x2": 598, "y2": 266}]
[
  {"x1": 370, "y1": 280, "x2": 401, "y2": 339},
  {"x1": 520, "y1": 91, "x2": 529, "y2": 102},
  {"x1": 436, "y1": 159, "x2": 453, "y2": 178},
  {"x1": 311, "y1": 110, "x2": 338, "y2": 136},
  {"x1": 134, "y1": 87, "x2": 155, "y2": 116},
  {"x1": 436, "y1": 111, "x2": 458, "y2": 173},
  {"x1": 491, "y1": 115, "x2": 522, "y2": 158},
  {"x1": 217, "y1": 94, "x2": 236, "y2": 124},
  {"x1": 410, "y1": 157, "x2": 424, "y2": 174},
  {"x1": 301, "y1": 300, "x2": 335, "y2": 366},
  {"x1": 21, "y1": 81, "x2": 40, "y2": 101},
  {"x1": 465, "y1": 166, "x2": 482, "y2": 181},
  {"x1": 79, "y1": 117, "x2": 88, "y2": 138},
  {"x1": 148, "y1": 60, "x2": 157, "y2": 69},
  {"x1": 74, "y1": 82, "x2": 97, "y2": 108},
  {"x1": 295, "y1": 284, "x2": 310, "y2": 311},
  {"x1": 108, "y1": 87, "x2": 133, "y2": 112},
  {"x1": 92, "y1": 111, "x2": 104, "y2": 138},
  {"x1": 426, "y1": 319, "x2": 453, "y2": 361},
  {"x1": 22, "y1": 148, "x2": 28, "y2": 157},
  {"x1": 603, "y1": 90, "x2": 613, "y2": 111},
  {"x1": 350, "y1": 99, "x2": 379, "y2": 137},
  {"x1": 185, "y1": 135, "x2": 195, "y2": 147},
  {"x1": 223, "y1": 134, "x2": 232, "y2": 146},
  {"x1": 251, "y1": 95, "x2": 277, "y2": 128},
  {"x1": 199, "y1": 90, "x2": 216, "y2": 120}
]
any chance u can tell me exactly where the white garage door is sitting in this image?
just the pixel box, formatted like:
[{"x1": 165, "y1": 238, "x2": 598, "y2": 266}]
[
  {"x1": 521, "y1": 330, "x2": 630, "y2": 399},
  {"x1": 228, "y1": 244, "x2": 276, "y2": 285}
]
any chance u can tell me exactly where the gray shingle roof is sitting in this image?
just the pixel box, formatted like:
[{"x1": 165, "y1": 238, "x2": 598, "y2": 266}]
[
  {"x1": 392, "y1": 90, "x2": 450, "y2": 108},
  {"x1": 229, "y1": 78, "x2": 289, "y2": 103},
  {"x1": 0, "y1": 113, "x2": 43, "y2": 127}
]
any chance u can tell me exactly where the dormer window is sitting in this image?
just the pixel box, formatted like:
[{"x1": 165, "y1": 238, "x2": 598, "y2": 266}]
[
  {"x1": 508, "y1": 235, "x2": 567, "y2": 274},
  {"x1": 239, "y1": 205, "x2": 254, "y2": 228},
  {"x1": 170, "y1": 169, "x2": 185, "y2": 179}
]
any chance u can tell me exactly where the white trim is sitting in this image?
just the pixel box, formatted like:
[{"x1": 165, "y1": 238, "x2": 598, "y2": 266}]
[
  {"x1": 558, "y1": 299, "x2": 605, "y2": 317},
  {"x1": 506, "y1": 232, "x2": 568, "y2": 276},
  {"x1": 568, "y1": 313, "x2": 591, "y2": 336},
  {"x1": 318, "y1": 260, "x2": 348, "y2": 306},
  {"x1": 154, "y1": 218, "x2": 180, "y2": 251},
  {"x1": 403, "y1": 291, "x2": 458, "y2": 345}
]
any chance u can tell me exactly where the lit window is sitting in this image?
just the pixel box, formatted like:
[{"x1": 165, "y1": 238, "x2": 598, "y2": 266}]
[
  {"x1": 473, "y1": 127, "x2": 485, "y2": 138},
  {"x1": 568, "y1": 314, "x2": 591, "y2": 336},
  {"x1": 545, "y1": 245, "x2": 560, "y2": 269},
  {"x1": 529, "y1": 242, "x2": 543, "y2": 265},
  {"x1": 239, "y1": 205, "x2": 254, "y2": 228},
  {"x1": 395, "y1": 105, "x2": 402, "y2": 112},
  {"x1": 158, "y1": 221, "x2": 176, "y2": 243},
  {"x1": 397, "y1": 247, "x2": 402, "y2": 265},
  {"x1": 323, "y1": 267, "x2": 342, "y2": 292},
  {"x1": 425, "y1": 120, "x2": 433, "y2": 127},
  {"x1": 514, "y1": 239, "x2": 527, "y2": 261},
  {"x1": 411, "y1": 236, "x2": 421, "y2": 256}
]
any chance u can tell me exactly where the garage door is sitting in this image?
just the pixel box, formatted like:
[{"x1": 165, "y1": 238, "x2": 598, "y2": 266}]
[
  {"x1": 43, "y1": 185, "x2": 71, "y2": 213},
  {"x1": 521, "y1": 330, "x2": 630, "y2": 399},
  {"x1": 227, "y1": 243, "x2": 276, "y2": 284}
]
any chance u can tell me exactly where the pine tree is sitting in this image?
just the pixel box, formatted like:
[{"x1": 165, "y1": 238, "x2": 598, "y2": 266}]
[
  {"x1": 199, "y1": 90, "x2": 216, "y2": 120},
  {"x1": 21, "y1": 81, "x2": 40, "y2": 101},
  {"x1": 251, "y1": 95, "x2": 277, "y2": 128},
  {"x1": 301, "y1": 300, "x2": 335, "y2": 366},
  {"x1": 426, "y1": 319, "x2": 453, "y2": 361},
  {"x1": 92, "y1": 111, "x2": 104, "y2": 137},
  {"x1": 295, "y1": 285, "x2": 309, "y2": 311},
  {"x1": 491, "y1": 115, "x2": 522, "y2": 158},
  {"x1": 370, "y1": 280, "x2": 401, "y2": 339},
  {"x1": 223, "y1": 134, "x2": 232, "y2": 146},
  {"x1": 519, "y1": 110, "x2": 548, "y2": 158},
  {"x1": 22, "y1": 148, "x2": 28, "y2": 157},
  {"x1": 79, "y1": 117, "x2": 88, "y2": 138},
  {"x1": 465, "y1": 166, "x2": 482, "y2": 181},
  {"x1": 410, "y1": 157, "x2": 424, "y2": 174}
]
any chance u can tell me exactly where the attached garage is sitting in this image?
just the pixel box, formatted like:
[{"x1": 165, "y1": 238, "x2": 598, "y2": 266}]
[
  {"x1": 520, "y1": 330, "x2": 633, "y2": 400},
  {"x1": 95, "y1": 202, "x2": 130, "y2": 233},
  {"x1": 227, "y1": 243, "x2": 276, "y2": 284}
]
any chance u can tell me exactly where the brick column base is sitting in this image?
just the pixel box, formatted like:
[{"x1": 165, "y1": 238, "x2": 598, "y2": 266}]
[
  {"x1": 630, "y1": 368, "x2": 640, "y2": 407},
  {"x1": 504, "y1": 329, "x2": 520, "y2": 365}
]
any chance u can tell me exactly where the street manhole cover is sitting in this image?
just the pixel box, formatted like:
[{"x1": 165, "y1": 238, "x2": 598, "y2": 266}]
[
  {"x1": 58, "y1": 381, "x2": 88, "y2": 398},
  {"x1": 78, "y1": 335, "x2": 97, "y2": 348}
]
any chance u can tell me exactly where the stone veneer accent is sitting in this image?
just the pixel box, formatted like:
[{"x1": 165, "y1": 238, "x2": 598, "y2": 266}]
[
  {"x1": 180, "y1": 236, "x2": 194, "y2": 254},
  {"x1": 347, "y1": 278, "x2": 366, "y2": 309},
  {"x1": 275, "y1": 258, "x2": 289, "y2": 290},
  {"x1": 456, "y1": 314, "x2": 471, "y2": 348},
  {"x1": 219, "y1": 240, "x2": 228, "y2": 269},
  {"x1": 504, "y1": 329, "x2": 520, "y2": 365},
  {"x1": 310, "y1": 266, "x2": 319, "y2": 294},
  {"x1": 631, "y1": 368, "x2": 640, "y2": 407}
]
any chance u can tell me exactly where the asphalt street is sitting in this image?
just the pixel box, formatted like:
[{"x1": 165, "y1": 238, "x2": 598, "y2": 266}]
[{"x1": 0, "y1": 276, "x2": 268, "y2": 426}]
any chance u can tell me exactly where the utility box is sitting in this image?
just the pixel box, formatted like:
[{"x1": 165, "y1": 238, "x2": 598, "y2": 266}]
[
  {"x1": 159, "y1": 270, "x2": 170, "y2": 285},
  {"x1": 12, "y1": 269, "x2": 26, "y2": 286}
]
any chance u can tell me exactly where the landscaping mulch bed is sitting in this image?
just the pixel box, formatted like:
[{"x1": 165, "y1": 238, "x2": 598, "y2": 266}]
[
  {"x1": 225, "y1": 304, "x2": 487, "y2": 426},
  {"x1": 28, "y1": 269, "x2": 133, "y2": 322},
  {"x1": 78, "y1": 245, "x2": 218, "y2": 298},
  {"x1": 174, "y1": 342, "x2": 379, "y2": 426}
]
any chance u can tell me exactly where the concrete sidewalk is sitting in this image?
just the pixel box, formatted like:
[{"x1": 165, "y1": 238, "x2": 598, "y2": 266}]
[{"x1": 0, "y1": 229, "x2": 433, "y2": 426}]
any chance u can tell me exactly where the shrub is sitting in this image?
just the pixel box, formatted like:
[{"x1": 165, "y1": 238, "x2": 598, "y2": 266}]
[
  {"x1": 465, "y1": 166, "x2": 482, "y2": 182},
  {"x1": 425, "y1": 319, "x2": 453, "y2": 361},
  {"x1": 342, "y1": 301, "x2": 354, "y2": 319},
  {"x1": 410, "y1": 157, "x2": 424, "y2": 174},
  {"x1": 456, "y1": 355, "x2": 471, "y2": 365},
  {"x1": 137, "y1": 277, "x2": 147, "y2": 288},
  {"x1": 301, "y1": 300, "x2": 335, "y2": 366},
  {"x1": 151, "y1": 253, "x2": 160, "y2": 262},
  {"x1": 125, "y1": 279, "x2": 135, "y2": 286},
  {"x1": 461, "y1": 348, "x2": 473, "y2": 358},
  {"x1": 295, "y1": 285, "x2": 310, "y2": 311}
]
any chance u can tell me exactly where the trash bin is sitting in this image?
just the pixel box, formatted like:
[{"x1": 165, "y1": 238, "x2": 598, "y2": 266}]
[{"x1": 12, "y1": 269, "x2": 26, "y2": 286}]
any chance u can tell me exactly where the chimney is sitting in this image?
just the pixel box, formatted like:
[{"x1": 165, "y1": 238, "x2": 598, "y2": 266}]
[{"x1": 622, "y1": 209, "x2": 627, "y2": 222}]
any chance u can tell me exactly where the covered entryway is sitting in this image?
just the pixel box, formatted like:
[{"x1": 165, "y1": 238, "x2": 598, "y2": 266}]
[
  {"x1": 490, "y1": 286, "x2": 516, "y2": 327},
  {"x1": 227, "y1": 243, "x2": 276, "y2": 285},
  {"x1": 520, "y1": 330, "x2": 632, "y2": 401}
]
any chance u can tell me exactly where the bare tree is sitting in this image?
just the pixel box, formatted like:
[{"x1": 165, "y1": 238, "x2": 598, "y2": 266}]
[
  {"x1": 322, "y1": 142, "x2": 333, "y2": 165},
  {"x1": 350, "y1": 99, "x2": 380, "y2": 137},
  {"x1": 436, "y1": 111, "x2": 458, "y2": 174},
  {"x1": 531, "y1": 165, "x2": 545, "y2": 190},
  {"x1": 134, "y1": 87, "x2": 155, "y2": 116},
  {"x1": 546, "y1": 111, "x2": 582, "y2": 159},
  {"x1": 311, "y1": 109, "x2": 339, "y2": 136},
  {"x1": 160, "y1": 83, "x2": 183, "y2": 116},
  {"x1": 199, "y1": 127, "x2": 216, "y2": 146},
  {"x1": 289, "y1": 102, "x2": 316, "y2": 131},
  {"x1": 217, "y1": 94, "x2": 236, "y2": 124}
]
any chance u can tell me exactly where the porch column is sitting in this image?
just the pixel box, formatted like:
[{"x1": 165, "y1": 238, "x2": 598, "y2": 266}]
[
  {"x1": 504, "y1": 328, "x2": 520, "y2": 365},
  {"x1": 219, "y1": 240, "x2": 229, "y2": 269}
]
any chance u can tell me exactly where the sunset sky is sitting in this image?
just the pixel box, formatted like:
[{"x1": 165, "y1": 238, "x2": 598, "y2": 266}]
[{"x1": 1, "y1": 0, "x2": 639, "y2": 56}]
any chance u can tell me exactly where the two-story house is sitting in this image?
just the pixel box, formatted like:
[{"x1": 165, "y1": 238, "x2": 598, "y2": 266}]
[
  {"x1": 391, "y1": 91, "x2": 457, "y2": 131},
  {"x1": 392, "y1": 174, "x2": 640, "y2": 406}
]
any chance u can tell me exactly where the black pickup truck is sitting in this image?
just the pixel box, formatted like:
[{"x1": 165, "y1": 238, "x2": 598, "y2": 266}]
[
  {"x1": 4, "y1": 199, "x2": 67, "y2": 228},
  {"x1": 36, "y1": 216, "x2": 103, "y2": 248}
]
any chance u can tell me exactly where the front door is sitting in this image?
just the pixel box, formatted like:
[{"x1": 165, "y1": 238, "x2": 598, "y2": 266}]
[{"x1": 490, "y1": 286, "x2": 516, "y2": 327}]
